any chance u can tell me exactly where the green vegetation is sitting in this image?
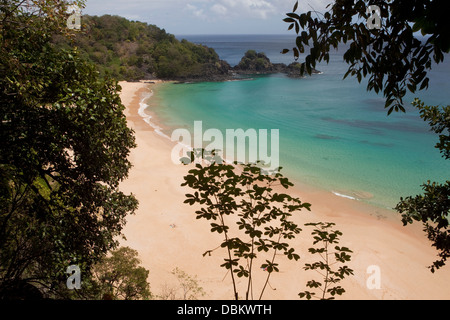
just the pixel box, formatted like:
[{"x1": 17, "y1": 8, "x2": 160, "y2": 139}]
[
  {"x1": 0, "y1": 0, "x2": 138, "y2": 298},
  {"x1": 236, "y1": 50, "x2": 273, "y2": 72},
  {"x1": 181, "y1": 149, "x2": 353, "y2": 300},
  {"x1": 284, "y1": 0, "x2": 449, "y2": 272},
  {"x1": 157, "y1": 268, "x2": 206, "y2": 300},
  {"x1": 299, "y1": 223, "x2": 354, "y2": 300},
  {"x1": 80, "y1": 247, "x2": 151, "y2": 300},
  {"x1": 396, "y1": 99, "x2": 450, "y2": 272},
  {"x1": 182, "y1": 150, "x2": 308, "y2": 300},
  {"x1": 57, "y1": 15, "x2": 230, "y2": 81},
  {"x1": 235, "y1": 50, "x2": 320, "y2": 76}
]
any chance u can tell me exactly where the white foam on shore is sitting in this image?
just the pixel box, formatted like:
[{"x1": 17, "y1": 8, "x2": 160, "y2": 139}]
[
  {"x1": 138, "y1": 91, "x2": 208, "y2": 166},
  {"x1": 137, "y1": 91, "x2": 153, "y2": 119},
  {"x1": 226, "y1": 78, "x2": 254, "y2": 82},
  {"x1": 332, "y1": 191, "x2": 358, "y2": 201},
  {"x1": 139, "y1": 91, "x2": 234, "y2": 162},
  {"x1": 137, "y1": 91, "x2": 277, "y2": 171},
  {"x1": 138, "y1": 91, "x2": 172, "y2": 141}
]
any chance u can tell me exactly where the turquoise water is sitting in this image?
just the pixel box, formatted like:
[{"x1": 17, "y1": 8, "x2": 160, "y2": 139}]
[{"x1": 146, "y1": 36, "x2": 450, "y2": 210}]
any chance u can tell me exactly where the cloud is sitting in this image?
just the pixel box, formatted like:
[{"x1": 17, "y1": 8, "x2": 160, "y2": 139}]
[
  {"x1": 181, "y1": 0, "x2": 277, "y2": 21},
  {"x1": 183, "y1": 0, "x2": 331, "y2": 22},
  {"x1": 186, "y1": 4, "x2": 207, "y2": 19},
  {"x1": 213, "y1": 0, "x2": 275, "y2": 20},
  {"x1": 83, "y1": 0, "x2": 333, "y2": 34},
  {"x1": 211, "y1": 4, "x2": 228, "y2": 16}
]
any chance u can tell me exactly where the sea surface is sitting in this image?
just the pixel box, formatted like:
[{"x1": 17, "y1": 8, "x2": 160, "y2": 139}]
[{"x1": 144, "y1": 34, "x2": 450, "y2": 209}]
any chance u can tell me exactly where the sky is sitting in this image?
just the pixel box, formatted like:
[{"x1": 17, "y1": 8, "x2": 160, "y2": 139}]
[{"x1": 82, "y1": 0, "x2": 332, "y2": 35}]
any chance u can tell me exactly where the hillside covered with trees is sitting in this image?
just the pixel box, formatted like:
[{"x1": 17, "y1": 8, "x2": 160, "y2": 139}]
[{"x1": 57, "y1": 15, "x2": 231, "y2": 81}]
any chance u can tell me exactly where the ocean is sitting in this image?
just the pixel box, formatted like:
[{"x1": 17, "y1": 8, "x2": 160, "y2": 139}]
[{"x1": 144, "y1": 34, "x2": 450, "y2": 210}]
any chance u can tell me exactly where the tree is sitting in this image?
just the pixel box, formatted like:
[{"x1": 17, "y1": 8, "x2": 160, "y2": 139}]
[
  {"x1": 235, "y1": 50, "x2": 272, "y2": 72},
  {"x1": 0, "y1": 0, "x2": 138, "y2": 298},
  {"x1": 83, "y1": 247, "x2": 151, "y2": 300},
  {"x1": 157, "y1": 268, "x2": 206, "y2": 300},
  {"x1": 396, "y1": 99, "x2": 450, "y2": 272},
  {"x1": 283, "y1": 0, "x2": 449, "y2": 271},
  {"x1": 54, "y1": 14, "x2": 230, "y2": 81},
  {"x1": 181, "y1": 149, "x2": 311, "y2": 300},
  {"x1": 299, "y1": 223, "x2": 354, "y2": 300}
]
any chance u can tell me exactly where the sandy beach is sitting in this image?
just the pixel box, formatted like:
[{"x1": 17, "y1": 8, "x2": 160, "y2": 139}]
[{"x1": 118, "y1": 80, "x2": 450, "y2": 300}]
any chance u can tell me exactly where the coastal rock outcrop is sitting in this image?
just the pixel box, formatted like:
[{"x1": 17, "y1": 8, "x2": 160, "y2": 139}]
[
  {"x1": 233, "y1": 50, "x2": 275, "y2": 74},
  {"x1": 173, "y1": 50, "x2": 321, "y2": 83},
  {"x1": 232, "y1": 50, "x2": 321, "y2": 78}
]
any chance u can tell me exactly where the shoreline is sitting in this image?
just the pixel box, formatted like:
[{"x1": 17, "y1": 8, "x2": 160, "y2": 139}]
[
  {"x1": 118, "y1": 80, "x2": 450, "y2": 300},
  {"x1": 127, "y1": 80, "x2": 397, "y2": 217}
]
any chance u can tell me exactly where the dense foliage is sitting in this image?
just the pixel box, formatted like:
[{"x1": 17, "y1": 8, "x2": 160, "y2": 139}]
[
  {"x1": 181, "y1": 149, "x2": 353, "y2": 300},
  {"x1": 235, "y1": 50, "x2": 320, "y2": 76},
  {"x1": 82, "y1": 247, "x2": 151, "y2": 300},
  {"x1": 58, "y1": 15, "x2": 230, "y2": 81},
  {"x1": 396, "y1": 100, "x2": 450, "y2": 272},
  {"x1": 1, "y1": 0, "x2": 138, "y2": 298},
  {"x1": 235, "y1": 50, "x2": 273, "y2": 72}
]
